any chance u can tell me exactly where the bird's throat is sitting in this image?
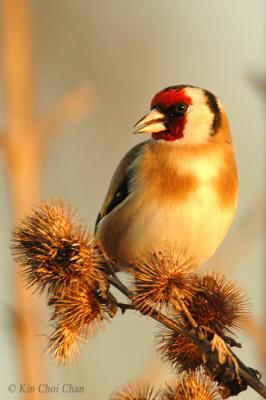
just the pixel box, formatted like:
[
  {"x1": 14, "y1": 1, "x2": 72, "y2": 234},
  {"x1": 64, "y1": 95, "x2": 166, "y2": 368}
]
[{"x1": 152, "y1": 116, "x2": 186, "y2": 141}]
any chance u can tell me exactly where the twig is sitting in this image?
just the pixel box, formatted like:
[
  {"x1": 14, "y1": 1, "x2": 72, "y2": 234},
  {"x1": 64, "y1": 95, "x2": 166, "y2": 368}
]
[
  {"x1": 172, "y1": 288, "x2": 198, "y2": 329},
  {"x1": 106, "y1": 275, "x2": 130, "y2": 297},
  {"x1": 238, "y1": 367, "x2": 266, "y2": 397},
  {"x1": 116, "y1": 303, "x2": 135, "y2": 313},
  {"x1": 107, "y1": 270, "x2": 266, "y2": 399}
]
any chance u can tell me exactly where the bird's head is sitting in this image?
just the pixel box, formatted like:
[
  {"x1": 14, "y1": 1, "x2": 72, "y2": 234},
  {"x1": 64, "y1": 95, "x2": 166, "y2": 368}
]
[{"x1": 134, "y1": 85, "x2": 224, "y2": 144}]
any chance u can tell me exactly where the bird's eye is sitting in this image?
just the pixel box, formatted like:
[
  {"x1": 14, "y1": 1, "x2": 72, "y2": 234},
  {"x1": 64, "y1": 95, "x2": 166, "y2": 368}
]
[
  {"x1": 175, "y1": 102, "x2": 188, "y2": 113},
  {"x1": 167, "y1": 102, "x2": 188, "y2": 118}
]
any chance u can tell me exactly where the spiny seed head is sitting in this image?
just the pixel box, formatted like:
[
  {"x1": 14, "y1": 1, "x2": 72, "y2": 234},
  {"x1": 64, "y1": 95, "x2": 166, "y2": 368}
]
[
  {"x1": 48, "y1": 323, "x2": 81, "y2": 366},
  {"x1": 11, "y1": 200, "x2": 106, "y2": 294},
  {"x1": 132, "y1": 248, "x2": 197, "y2": 313},
  {"x1": 110, "y1": 381, "x2": 158, "y2": 400},
  {"x1": 49, "y1": 281, "x2": 106, "y2": 338},
  {"x1": 186, "y1": 273, "x2": 250, "y2": 335},
  {"x1": 161, "y1": 370, "x2": 221, "y2": 400},
  {"x1": 157, "y1": 327, "x2": 204, "y2": 372}
]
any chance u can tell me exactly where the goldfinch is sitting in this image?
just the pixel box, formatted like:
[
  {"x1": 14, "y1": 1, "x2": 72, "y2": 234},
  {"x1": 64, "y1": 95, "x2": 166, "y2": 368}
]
[{"x1": 95, "y1": 85, "x2": 238, "y2": 270}]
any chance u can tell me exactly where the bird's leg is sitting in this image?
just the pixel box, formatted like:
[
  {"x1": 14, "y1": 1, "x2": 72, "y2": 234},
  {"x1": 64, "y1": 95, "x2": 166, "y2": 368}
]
[
  {"x1": 95, "y1": 241, "x2": 117, "y2": 275},
  {"x1": 94, "y1": 241, "x2": 131, "y2": 297}
]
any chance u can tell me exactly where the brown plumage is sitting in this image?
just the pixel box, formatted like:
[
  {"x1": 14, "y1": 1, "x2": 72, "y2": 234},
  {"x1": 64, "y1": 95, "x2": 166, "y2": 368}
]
[{"x1": 95, "y1": 86, "x2": 238, "y2": 270}]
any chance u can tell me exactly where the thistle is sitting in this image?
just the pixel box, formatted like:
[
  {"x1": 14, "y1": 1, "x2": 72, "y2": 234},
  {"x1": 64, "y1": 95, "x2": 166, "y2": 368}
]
[
  {"x1": 132, "y1": 248, "x2": 197, "y2": 313},
  {"x1": 10, "y1": 200, "x2": 266, "y2": 398},
  {"x1": 186, "y1": 273, "x2": 250, "y2": 335},
  {"x1": 11, "y1": 200, "x2": 113, "y2": 364},
  {"x1": 157, "y1": 325, "x2": 204, "y2": 372},
  {"x1": 49, "y1": 281, "x2": 107, "y2": 336},
  {"x1": 11, "y1": 200, "x2": 106, "y2": 294},
  {"x1": 110, "y1": 381, "x2": 158, "y2": 400},
  {"x1": 160, "y1": 370, "x2": 221, "y2": 400},
  {"x1": 48, "y1": 322, "x2": 81, "y2": 366}
]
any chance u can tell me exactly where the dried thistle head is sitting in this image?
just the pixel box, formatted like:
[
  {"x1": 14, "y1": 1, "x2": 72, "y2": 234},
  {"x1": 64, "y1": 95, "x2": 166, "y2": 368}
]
[
  {"x1": 161, "y1": 370, "x2": 221, "y2": 400},
  {"x1": 186, "y1": 273, "x2": 250, "y2": 335},
  {"x1": 49, "y1": 281, "x2": 107, "y2": 338},
  {"x1": 132, "y1": 248, "x2": 197, "y2": 313},
  {"x1": 156, "y1": 326, "x2": 204, "y2": 372},
  {"x1": 48, "y1": 323, "x2": 81, "y2": 366},
  {"x1": 11, "y1": 200, "x2": 106, "y2": 294},
  {"x1": 110, "y1": 381, "x2": 158, "y2": 400}
]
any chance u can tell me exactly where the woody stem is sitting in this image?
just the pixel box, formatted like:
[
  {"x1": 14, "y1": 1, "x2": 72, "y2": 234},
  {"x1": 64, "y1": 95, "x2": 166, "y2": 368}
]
[
  {"x1": 106, "y1": 270, "x2": 266, "y2": 399},
  {"x1": 172, "y1": 288, "x2": 198, "y2": 329}
]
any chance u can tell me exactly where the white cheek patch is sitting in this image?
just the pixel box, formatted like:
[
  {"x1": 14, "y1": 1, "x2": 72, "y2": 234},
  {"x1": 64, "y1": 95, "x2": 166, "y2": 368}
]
[
  {"x1": 174, "y1": 86, "x2": 215, "y2": 145},
  {"x1": 183, "y1": 104, "x2": 214, "y2": 144}
]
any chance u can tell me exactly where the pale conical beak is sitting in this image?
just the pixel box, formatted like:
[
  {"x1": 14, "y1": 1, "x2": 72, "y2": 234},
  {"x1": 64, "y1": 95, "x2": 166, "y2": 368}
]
[{"x1": 133, "y1": 109, "x2": 166, "y2": 134}]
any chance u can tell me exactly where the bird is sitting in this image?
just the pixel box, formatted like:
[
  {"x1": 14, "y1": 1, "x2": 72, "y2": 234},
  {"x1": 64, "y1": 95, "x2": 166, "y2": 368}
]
[{"x1": 95, "y1": 85, "x2": 238, "y2": 270}]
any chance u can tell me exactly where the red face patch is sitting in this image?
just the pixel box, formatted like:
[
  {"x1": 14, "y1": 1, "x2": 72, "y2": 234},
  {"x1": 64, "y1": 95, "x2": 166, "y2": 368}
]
[
  {"x1": 151, "y1": 89, "x2": 192, "y2": 109},
  {"x1": 152, "y1": 115, "x2": 187, "y2": 141},
  {"x1": 151, "y1": 89, "x2": 192, "y2": 141}
]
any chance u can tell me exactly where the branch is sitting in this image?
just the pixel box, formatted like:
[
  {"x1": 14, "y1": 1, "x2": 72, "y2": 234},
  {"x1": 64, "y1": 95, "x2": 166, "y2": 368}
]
[
  {"x1": 107, "y1": 274, "x2": 130, "y2": 297},
  {"x1": 239, "y1": 367, "x2": 266, "y2": 397},
  {"x1": 108, "y1": 271, "x2": 266, "y2": 399},
  {"x1": 11, "y1": 201, "x2": 266, "y2": 397}
]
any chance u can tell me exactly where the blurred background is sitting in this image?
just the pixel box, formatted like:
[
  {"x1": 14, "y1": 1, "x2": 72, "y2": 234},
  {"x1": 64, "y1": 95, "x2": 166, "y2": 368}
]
[{"x1": 0, "y1": 1, "x2": 265, "y2": 399}]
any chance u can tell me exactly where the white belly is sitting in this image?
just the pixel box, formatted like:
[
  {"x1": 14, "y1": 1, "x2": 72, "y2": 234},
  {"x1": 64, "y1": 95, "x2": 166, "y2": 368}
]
[
  {"x1": 96, "y1": 142, "x2": 237, "y2": 269},
  {"x1": 97, "y1": 182, "x2": 235, "y2": 269}
]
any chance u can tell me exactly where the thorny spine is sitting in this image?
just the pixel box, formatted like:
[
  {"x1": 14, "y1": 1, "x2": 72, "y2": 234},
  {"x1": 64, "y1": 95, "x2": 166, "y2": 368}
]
[
  {"x1": 105, "y1": 266, "x2": 266, "y2": 399},
  {"x1": 11, "y1": 201, "x2": 266, "y2": 399}
]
